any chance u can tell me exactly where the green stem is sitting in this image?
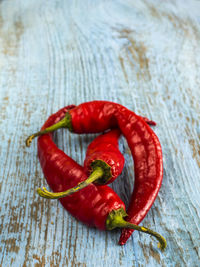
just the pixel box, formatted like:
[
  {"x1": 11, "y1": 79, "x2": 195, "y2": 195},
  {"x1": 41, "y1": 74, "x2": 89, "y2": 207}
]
[
  {"x1": 25, "y1": 113, "x2": 72, "y2": 147},
  {"x1": 106, "y1": 208, "x2": 167, "y2": 251},
  {"x1": 37, "y1": 167, "x2": 104, "y2": 199}
]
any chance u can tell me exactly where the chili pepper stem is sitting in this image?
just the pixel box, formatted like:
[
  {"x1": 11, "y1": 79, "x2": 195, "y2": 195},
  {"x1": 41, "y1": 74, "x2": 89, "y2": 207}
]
[
  {"x1": 37, "y1": 166, "x2": 104, "y2": 199},
  {"x1": 26, "y1": 113, "x2": 72, "y2": 147},
  {"x1": 106, "y1": 208, "x2": 167, "y2": 251}
]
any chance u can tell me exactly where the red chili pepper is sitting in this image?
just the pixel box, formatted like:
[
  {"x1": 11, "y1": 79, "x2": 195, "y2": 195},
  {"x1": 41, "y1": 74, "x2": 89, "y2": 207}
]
[
  {"x1": 26, "y1": 101, "x2": 163, "y2": 246},
  {"x1": 31, "y1": 106, "x2": 166, "y2": 250},
  {"x1": 38, "y1": 129, "x2": 125, "y2": 197},
  {"x1": 84, "y1": 129, "x2": 124, "y2": 183}
]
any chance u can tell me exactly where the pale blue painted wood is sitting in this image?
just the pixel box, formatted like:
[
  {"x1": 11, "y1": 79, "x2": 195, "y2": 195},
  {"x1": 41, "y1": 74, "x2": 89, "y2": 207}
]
[{"x1": 0, "y1": 0, "x2": 200, "y2": 266}]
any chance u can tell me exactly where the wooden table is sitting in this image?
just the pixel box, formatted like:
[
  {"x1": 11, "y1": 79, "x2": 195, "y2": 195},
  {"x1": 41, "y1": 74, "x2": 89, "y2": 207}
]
[{"x1": 0, "y1": 0, "x2": 200, "y2": 266}]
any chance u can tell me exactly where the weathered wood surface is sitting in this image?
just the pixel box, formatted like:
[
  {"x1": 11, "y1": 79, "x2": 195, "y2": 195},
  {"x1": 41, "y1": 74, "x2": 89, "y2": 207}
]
[{"x1": 0, "y1": 0, "x2": 200, "y2": 266}]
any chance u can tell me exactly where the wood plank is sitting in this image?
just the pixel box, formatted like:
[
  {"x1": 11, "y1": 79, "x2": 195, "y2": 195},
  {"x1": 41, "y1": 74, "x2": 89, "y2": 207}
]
[{"x1": 0, "y1": 0, "x2": 200, "y2": 266}]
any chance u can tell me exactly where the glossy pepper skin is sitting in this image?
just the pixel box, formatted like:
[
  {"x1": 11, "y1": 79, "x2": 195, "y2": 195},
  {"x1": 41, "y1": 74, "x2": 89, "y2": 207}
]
[
  {"x1": 37, "y1": 105, "x2": 125, "y2": 230},
  {"x1": 38, "y1": 130, "x2": 125, "y2": 199},
  {"x1": 36, "y1": 112, "x2": 156, "y2": 199},
  {"x1": 83, "y1": 129, "x2": 125, "y2": 185},
  {"x1": 64, "y1": 101, "x2": 163, "y2": 245},
  {"x1": 27, "y1": 100, "x2": 163, "y2": 245},
  {"x1": 83, "y1": 120, "x2": 155, "y2": 185},
  {"x1": 27, "y1": 103, "x2": 167, "y2": 250}
]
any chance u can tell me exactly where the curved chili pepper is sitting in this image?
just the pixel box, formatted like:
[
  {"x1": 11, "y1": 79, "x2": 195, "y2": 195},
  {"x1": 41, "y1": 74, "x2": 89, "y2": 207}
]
[
  {"x1": 84, "y1": 129, "x2": 124, "y2": 184},
  {"x1": 34, "y1": 106, "x2": 166, "y2": 250},
  {"x1": 26, "y1": 101, "x2": 163, "y2": 246},
  {"x1": 38, "y1": 129, "x2": 125, "y2": 198}
]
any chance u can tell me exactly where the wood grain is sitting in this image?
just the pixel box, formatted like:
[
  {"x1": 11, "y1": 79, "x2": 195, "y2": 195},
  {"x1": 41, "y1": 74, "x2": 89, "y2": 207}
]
[{"x1": 0, "y1": 0, "x2": 200, "y2": 266}]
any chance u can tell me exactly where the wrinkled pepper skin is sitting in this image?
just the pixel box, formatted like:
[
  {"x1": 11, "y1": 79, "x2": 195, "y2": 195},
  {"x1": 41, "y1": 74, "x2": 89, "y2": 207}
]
[
  {"x1": 67, "y1": 101, "x2": 163, "y2": 244},
  {"x1": 37, "y1": 106, "x2": 125, "y2": 230},
  {"x1": 83, "y1": 129, "x2": 125, "y2": 184}
]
